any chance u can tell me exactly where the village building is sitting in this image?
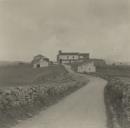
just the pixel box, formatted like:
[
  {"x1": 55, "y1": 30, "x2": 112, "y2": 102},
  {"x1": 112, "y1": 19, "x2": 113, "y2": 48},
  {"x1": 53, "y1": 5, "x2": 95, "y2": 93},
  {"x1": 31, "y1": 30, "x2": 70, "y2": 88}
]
[
  {"x1": 77, "y1": 61, "x2": 96, "y2": 73},
  {"x1": 32, "y1": 55, "x2": 49, "y2": 68},
  {"x1": 57, "y1": 50, "x2": 89, "y2": 64}
]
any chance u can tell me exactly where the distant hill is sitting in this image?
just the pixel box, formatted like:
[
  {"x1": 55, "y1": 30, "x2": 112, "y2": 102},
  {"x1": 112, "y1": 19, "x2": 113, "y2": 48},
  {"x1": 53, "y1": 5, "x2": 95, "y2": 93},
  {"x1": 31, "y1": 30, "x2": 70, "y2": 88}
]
[
  {"x1": 115, "y1": 61, "x2": 130, "y2": 66},
  {"x1": 106, "y1": 60, "x2": 130, "y2": 66},
  {"x1": 0, "y1": 61, "x2": 30, "y2": 67}
]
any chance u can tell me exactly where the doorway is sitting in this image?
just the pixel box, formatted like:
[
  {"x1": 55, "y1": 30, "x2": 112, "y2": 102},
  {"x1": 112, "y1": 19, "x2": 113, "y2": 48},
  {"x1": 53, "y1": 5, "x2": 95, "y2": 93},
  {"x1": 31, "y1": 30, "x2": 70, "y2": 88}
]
[{"x1": 37, "y1": 64, "x2": 40, "y2": 68}]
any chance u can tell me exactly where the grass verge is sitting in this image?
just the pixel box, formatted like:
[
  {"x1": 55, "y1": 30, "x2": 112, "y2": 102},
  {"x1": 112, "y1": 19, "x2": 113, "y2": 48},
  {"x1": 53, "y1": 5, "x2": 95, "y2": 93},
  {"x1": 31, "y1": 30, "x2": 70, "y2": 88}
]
[{"x1": 94, "y1": 65, "x2": 130, "y2": 128}]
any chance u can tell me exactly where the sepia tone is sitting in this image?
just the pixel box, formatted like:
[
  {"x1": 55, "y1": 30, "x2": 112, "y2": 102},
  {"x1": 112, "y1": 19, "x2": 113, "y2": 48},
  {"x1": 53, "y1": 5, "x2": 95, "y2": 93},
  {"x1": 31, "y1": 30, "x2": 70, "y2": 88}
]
[{"x1": 0, "y1": 0, "x2": 129, "y2": 128}]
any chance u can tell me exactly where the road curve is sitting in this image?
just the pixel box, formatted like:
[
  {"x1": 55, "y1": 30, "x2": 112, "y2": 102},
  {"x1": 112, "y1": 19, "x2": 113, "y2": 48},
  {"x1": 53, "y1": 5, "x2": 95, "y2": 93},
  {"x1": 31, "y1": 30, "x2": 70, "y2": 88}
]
[{"x1": 13, "y1": 76, "x2": 107, "y2": 128}]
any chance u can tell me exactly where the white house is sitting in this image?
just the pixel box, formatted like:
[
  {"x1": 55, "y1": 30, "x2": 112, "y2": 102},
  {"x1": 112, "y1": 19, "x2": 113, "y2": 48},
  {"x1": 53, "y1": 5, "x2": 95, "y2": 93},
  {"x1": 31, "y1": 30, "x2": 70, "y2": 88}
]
[
  {"x1": 32, "y1": 55, "x2": 49, "y2": 68},
  {"x1": 57, "y1": 50, "x2": 89, "y2": 64},
  {"x1": 77, "y1": 61, "x2": 96, "y2": 73}
]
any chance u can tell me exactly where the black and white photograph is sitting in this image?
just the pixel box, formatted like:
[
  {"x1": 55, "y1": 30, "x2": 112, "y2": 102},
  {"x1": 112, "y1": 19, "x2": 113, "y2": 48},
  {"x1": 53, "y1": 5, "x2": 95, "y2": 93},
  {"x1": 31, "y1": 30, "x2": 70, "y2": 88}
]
[{"x1": 0, "y1": 0, "x2": 129, "y2": 128}]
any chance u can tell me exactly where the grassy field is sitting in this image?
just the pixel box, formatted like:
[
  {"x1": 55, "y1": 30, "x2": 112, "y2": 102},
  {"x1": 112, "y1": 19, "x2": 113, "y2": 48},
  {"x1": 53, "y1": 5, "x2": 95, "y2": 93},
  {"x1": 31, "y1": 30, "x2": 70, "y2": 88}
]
[
  {"x1": 96, "y1": 65, "x2": 130, "y2": 78},
  {"x1": 0, "y1": 64, "x2": 69, "y2": 88}
]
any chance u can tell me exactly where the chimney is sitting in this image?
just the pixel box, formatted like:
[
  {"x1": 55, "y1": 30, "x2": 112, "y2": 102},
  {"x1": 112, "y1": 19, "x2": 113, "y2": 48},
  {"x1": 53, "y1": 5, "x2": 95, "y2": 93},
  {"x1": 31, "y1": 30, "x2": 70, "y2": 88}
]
[{"x1": 59, "y1": 50, "x2": 62, "y2": 54}]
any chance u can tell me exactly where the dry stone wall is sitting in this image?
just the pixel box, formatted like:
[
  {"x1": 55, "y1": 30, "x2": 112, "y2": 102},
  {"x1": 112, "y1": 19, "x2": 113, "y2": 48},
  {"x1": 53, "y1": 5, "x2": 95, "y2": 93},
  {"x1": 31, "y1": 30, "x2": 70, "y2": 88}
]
[{"x1": 0, "y1": 76, "x2": 87, "y2": 128}]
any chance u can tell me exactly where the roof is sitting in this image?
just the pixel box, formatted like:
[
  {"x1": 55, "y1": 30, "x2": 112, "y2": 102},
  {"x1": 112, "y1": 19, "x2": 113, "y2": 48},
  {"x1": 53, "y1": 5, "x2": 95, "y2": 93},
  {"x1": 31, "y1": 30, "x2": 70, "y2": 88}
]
[
  {"x1": 79, "y1": 53, "x2": 89, "y2": 56},
  {"x1": 72, "y1": 60, "x2": 94, "y2": 66},
  {"x1": 33, "y1": 54, "x2": 45, "y2": 59},
  {"x1": 90, "y1": 58, "x2": 105, "y2": 61},
  {"x1": 58, "y1": 52, "x2": 89, "y2": 56},
  {"x1": 59, "y1": 52, "x2": 79, "y2": 55},
  {"x1": 32, "y1": 55, "x2": 49, "y2": 64}
]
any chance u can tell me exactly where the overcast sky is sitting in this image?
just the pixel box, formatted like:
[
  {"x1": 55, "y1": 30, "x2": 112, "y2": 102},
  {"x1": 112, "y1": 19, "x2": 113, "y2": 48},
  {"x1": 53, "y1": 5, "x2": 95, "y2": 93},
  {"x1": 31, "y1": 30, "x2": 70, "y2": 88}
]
[{"x1": 0, "y1": 0, "x2": 129, "y2": 62}]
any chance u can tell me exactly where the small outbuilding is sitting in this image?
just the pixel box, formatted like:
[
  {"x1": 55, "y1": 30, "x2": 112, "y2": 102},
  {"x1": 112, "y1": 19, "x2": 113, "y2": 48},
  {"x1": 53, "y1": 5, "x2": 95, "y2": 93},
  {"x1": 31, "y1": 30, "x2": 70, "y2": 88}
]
[
  {"x1": 32, "y1": 55, "x2": 49, "y2": 68},
  {"x1": 77, "y1": 61, "x2": 96, "y2": 73}
]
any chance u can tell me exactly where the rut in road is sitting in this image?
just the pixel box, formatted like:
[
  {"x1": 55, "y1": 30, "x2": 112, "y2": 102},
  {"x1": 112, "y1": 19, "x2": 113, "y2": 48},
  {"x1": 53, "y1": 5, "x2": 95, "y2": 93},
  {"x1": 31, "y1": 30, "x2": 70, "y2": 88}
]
[{"x1": 13, "y1": 76, "x2": 107, "y2": 128}]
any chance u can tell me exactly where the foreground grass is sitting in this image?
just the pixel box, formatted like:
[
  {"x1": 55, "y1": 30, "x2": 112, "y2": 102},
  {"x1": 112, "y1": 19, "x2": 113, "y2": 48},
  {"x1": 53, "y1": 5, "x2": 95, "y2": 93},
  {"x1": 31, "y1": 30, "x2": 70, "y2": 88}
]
[{"x1": 0, "y1": 64, "x2": 88, "y2": 128}]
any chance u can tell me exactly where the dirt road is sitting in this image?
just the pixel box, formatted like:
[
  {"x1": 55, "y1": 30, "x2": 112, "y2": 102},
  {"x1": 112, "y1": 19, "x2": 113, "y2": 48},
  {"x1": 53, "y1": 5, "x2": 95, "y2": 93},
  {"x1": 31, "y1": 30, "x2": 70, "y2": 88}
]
[{"x1": 13, "y1": 76, "x2": 107, "y2": 128}]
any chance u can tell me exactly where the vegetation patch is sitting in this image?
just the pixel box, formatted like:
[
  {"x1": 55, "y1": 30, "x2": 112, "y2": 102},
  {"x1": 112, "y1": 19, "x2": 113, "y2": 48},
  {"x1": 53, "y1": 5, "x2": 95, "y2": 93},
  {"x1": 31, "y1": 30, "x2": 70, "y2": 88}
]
[
  {"x1": 95, "y1": 65, "x2": 130, "y2": 128},
  {"x1": 96, "y1": 65, "x2": 130, "y2": 78}
]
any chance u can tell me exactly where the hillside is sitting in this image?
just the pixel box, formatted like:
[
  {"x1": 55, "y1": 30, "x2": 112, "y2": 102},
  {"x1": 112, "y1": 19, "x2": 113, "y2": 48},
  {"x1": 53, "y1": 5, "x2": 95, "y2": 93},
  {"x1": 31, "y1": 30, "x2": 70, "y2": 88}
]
[{"x1": 0, "y1": 64, "x2": 68, "y2": 88}]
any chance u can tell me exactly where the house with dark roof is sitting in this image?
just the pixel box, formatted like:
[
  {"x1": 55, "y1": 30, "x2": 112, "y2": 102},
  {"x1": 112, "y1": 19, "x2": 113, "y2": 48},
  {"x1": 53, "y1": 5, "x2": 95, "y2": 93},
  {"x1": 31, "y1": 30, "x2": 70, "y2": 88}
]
[
  {"x1": 57, "y1": 50, "x2": 89, "y2": 64},
  {"x1": 32, "y1": 54, "x2": 49, "y2": 68}
]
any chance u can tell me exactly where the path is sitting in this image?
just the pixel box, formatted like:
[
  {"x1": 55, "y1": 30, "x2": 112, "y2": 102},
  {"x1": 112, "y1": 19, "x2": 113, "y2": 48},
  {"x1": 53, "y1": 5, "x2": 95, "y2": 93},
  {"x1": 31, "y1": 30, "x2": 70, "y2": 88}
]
[{"x1": 12, "y1": 74, "x2": 107, "y2": 128}]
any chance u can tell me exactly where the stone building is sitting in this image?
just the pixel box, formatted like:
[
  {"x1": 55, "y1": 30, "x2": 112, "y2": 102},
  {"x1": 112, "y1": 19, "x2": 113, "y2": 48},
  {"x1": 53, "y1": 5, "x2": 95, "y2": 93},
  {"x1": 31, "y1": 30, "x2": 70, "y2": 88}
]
[{"x1": 32, "y1": 55, "x2": 49, "y2": 68}]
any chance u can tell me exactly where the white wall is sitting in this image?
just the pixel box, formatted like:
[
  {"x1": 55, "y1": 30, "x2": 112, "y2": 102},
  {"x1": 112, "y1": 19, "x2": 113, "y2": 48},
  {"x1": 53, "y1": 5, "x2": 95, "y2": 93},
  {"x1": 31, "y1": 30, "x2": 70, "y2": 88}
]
[
  {"x1": 33, "y1": 59, "x2": 49, "y2": 68},
  {"x1": 77, "y1": 62, "x2": 96, "y2": 73}
]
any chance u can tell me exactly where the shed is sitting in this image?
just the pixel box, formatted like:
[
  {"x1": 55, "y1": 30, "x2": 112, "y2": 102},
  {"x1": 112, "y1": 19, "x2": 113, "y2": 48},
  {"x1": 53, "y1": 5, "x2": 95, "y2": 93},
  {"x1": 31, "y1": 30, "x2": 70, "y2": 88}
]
[{"x1": 32, "y1": 55, "x2": 49, "y2": 68}]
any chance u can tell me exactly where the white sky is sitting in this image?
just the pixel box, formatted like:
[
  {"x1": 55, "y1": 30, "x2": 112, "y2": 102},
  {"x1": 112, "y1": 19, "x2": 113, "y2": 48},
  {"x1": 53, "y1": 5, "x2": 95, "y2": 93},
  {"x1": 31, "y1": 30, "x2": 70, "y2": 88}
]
[{"x1": 0, "y1": 0, "x2": 129, "y2": 62}]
